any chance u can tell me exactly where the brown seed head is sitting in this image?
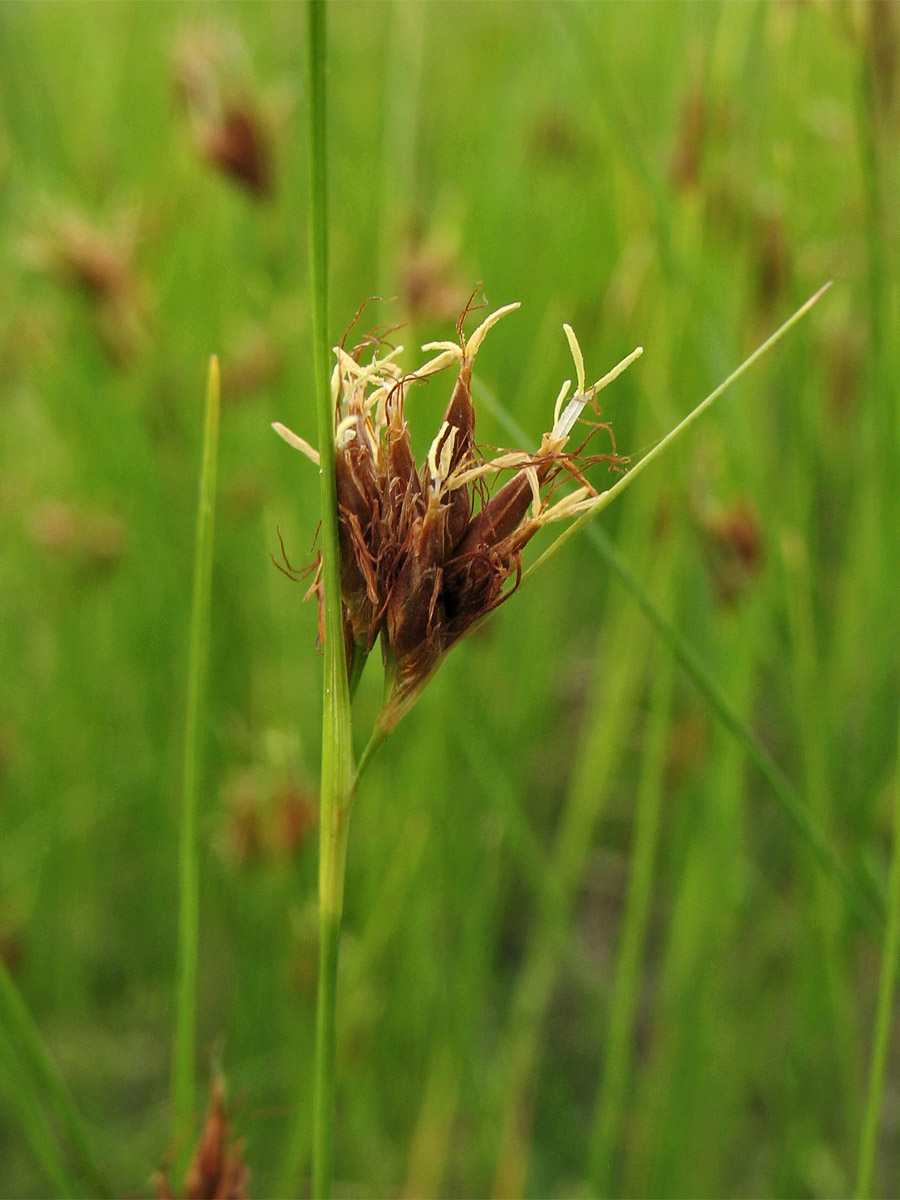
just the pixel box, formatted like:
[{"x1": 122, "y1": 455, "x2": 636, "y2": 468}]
[{"x1": 274, "y1": 302, "x2": 640, "y2": 727}]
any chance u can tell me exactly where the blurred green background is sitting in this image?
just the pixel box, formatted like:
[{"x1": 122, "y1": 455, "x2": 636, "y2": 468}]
[{"x1": 1, "y1": 1, "x2": 899, "y2": 1195}]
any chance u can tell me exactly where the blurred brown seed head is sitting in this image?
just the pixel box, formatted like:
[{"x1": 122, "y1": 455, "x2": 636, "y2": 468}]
[
  {"x1": 868, "y1": 0, "x2": 899, "y2": 119},
  {"x1": 669, "y1": 84, "x2": 708, "y2": 191},
  {"x1": 173, "y1": 27, "x2": 274, "y2": 197},
  {"x1": 157, "y1": 1080, "x2": 249, "y2": 1200},
  {"x1": 202, "y1": 107, "x2": 272, "y2": 196},
  {"x1": 399, "y1": 230, "x2": 470, "y2": 324},
  {"x1": 754, "y1": 211, "x2": 791, "y2": 315},
  {"x1": 25, "y1": 209, "x2": 147, "y2": 364},
  {"x1": 31, "y1": 213, "x2": 134, "y2": 302},
  {"x1": 30, "y1": 502, "x2": 126, "y2": 574},
  {"x1": 219, "y1": 770, "x2": 317, "y2": 867},
  {"x1": 0, "y1": 926, "x2": 24, "y2": 976},
  {"x1": 698, "y1": 500, "x2": 764, "y2": 605},
  {"x1": 275, "y1": 786, "x2": 318, "y2": 857},
  {"x1": 220, "y1": 329, "x2": 284, "y2": 401}
]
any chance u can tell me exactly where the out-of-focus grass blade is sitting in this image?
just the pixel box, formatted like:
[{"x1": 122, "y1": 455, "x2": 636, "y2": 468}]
[
  {"x1": 0, "y1": 1028, "x2": 79, "y2": 1197},
  {"x1": 0, "y1": 962, "x2": 108, "y2": 1195},
  {"x1": 856, "y1": 703, "x2": 900, "y2": 1197}
]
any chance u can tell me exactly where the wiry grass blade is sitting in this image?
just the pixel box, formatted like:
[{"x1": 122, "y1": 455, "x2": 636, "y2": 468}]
[{"x1": 172, "y1": 355, "x2": 221, "y2": 1149}]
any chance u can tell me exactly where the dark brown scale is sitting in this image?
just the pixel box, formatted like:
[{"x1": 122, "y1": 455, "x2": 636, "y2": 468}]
[
  {"x1": 385, "y1": 419, "x2": 424, "y2": 546},
  {"x1": 454, "y1": 458, "x2": 552, "y2": 557},
  {"x1": 335, "y1": 437, "x2": 384, "y2": 645},
  {"x1": 385, "y1": 554, "x2": 443, "y2": 662}
]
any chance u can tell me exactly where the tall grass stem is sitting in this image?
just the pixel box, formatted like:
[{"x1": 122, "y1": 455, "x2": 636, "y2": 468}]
[
  {"x1": 306, "y1": 3, "x2": 354, "y2": 1196},
  {"x1": 172, "y1": 355, "x2": 221, "y2": 1148}
]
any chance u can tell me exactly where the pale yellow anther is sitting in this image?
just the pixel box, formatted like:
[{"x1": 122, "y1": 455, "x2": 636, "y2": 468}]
[
  {"x1": 417, "y1": 348, "x2": 461, "y2": 379},
  {"x1": 366, "y1": 384, "x2": 390, "y2": 416},
  {"x1": 447, "y1": 449, "x2": 532, "y2": 490},
  {"x1": 563, "y1": 323, "x2": 586, "y2": 395},
  {"x1": 539, "y1": 486, "x2": 595, "y2": 523},
  {"x1": 589, "y1": 344, "x2": 643, "y2": 395},
  {"x1": 334, "y1": 345, "x2": 364, "y2": 380},
  {"x1": 464, "y1": 302, "x2": 520, "y2": 361},
  {"x1": 526, "y1": 465, "x2": 542, "y2": 518},
  {"x1": 272, "y1": 422, "x2": 320, "y2": 466}
]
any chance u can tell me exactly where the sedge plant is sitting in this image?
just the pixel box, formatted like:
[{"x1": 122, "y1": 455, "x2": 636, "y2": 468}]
[{"x1": 293, "y1": 6, "x2": 842, "y2": 1196}]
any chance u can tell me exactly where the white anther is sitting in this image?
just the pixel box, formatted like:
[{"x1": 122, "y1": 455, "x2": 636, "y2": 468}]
[
  {"x1": 427, "y1": 421, "x2": 457, "y2": 488},
  {"x1": 552, "y1": 379, "x2": 572, "y2": 429},
  {"x1": 335, "y1": 414, "x2": 359, "y2": 446},
  {"x1": 553, "y1": 394, "x2": 590, "y2": 442}
]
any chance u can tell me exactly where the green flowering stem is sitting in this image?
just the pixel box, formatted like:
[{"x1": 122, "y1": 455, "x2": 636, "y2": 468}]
[
  {"x1": 172, "y1": 355, "x2": 220, "y2": 1156},
  {"x1": 306, "y1": 3, "x2": 353, "y2": 1197},
  {"x1": 520, "y1": 284, "x2": 883, "y2": 937},
  {"x1": 524, "y1": 282, "x2": 832, "y2": 582}
]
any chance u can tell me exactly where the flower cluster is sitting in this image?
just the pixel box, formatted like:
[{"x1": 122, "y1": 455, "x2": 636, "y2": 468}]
[{"x1": 275, "y1": 300, "x2": 640, "y2": 729}]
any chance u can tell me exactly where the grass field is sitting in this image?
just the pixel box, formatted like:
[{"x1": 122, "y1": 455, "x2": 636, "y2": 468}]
[{"x1": 1, "y1": 1, "x2": 899, "y2": 1196}]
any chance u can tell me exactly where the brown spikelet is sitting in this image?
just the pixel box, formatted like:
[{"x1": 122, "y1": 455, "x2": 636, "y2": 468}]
[{"x1": 157, "y1": 1081, "x2": 249, "y2": 1200}]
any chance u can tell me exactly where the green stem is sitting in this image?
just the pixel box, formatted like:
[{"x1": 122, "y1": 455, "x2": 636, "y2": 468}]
[
  {"x1": 307, "y1": 3, "x2": 353, "y2": 1196},
  {"x1": 172, "y1": 355, "x2": 220, "y2": 1149},
  {"x1": 855, "y1": 702, "x2": 900, "y2": 1198}
]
